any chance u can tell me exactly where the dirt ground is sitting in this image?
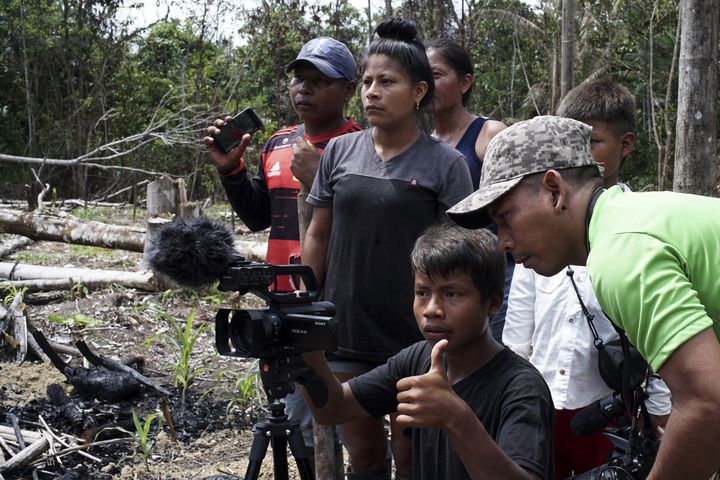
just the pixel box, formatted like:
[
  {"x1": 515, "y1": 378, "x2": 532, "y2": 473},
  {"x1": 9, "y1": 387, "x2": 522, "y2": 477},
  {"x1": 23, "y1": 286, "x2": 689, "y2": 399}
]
[{"x1": 0, "y1": 204, "x2": 310, "y2": 479}]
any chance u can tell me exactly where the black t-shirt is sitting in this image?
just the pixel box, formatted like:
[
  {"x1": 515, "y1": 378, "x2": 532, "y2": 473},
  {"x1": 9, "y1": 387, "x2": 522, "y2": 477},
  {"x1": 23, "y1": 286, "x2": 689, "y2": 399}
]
[{"x1": 349, "y1": 343, "x2": 555, "y2": 480}]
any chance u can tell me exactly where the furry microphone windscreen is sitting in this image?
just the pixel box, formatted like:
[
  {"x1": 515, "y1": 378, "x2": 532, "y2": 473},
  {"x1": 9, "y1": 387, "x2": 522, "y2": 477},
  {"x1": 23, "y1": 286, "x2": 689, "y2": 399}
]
[{"x1": 145, "y1": 217, "x2": 237, "y2": 288}]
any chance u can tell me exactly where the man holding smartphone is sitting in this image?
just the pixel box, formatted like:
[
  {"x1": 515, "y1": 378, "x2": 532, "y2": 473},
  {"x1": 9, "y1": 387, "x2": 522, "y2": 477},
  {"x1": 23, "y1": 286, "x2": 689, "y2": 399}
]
[
  {"x1": 204, "y1": 36, "x2": 359, "y2": 289},
  {"x1": 203, "y1": 35, "x2": 360, "y2": 458}
]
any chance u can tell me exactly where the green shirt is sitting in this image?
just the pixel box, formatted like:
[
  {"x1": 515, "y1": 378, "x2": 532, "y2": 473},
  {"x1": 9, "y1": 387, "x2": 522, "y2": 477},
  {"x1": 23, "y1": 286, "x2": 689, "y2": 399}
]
[{"x1": 587, "y1": 186, "x2": 720, "y2": 372}]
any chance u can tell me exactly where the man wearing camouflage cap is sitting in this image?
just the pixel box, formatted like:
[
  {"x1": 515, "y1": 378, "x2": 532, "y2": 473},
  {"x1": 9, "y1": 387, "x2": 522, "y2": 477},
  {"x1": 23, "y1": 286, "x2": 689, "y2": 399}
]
[{"x1": 448, "y1": 115, "x2": 720, "y2": 479}]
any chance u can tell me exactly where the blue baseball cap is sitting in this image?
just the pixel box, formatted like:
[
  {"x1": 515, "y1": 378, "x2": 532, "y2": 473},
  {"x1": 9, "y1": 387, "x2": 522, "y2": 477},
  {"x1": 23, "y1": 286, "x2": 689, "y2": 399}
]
[{"x1": 286, "y1": 37, "x2": 356, "y2": 81}]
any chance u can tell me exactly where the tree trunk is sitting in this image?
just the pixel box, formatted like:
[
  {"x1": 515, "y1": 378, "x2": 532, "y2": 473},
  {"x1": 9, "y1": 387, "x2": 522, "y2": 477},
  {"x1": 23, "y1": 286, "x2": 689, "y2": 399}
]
[
  {"x1": 0, "y1": 208, "x2": 145, "y2": 252},
  {"x1": 674, "y1": 0, "x2": 718, "y2": 195},
  {"x1": 560, "y1": 0, "x2": 575, "y2": 99},
  {"x1": 0, "y1": 262, "x2": 159, "y2": 291}
]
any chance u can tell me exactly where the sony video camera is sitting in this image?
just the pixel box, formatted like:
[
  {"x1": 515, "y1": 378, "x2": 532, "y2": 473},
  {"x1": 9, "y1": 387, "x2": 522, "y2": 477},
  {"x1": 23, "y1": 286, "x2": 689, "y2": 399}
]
[
  {"x1": 145, "y1": 217, "x2": 337, "y2": 405},
  {"x1": 214, "y1": 257, "x2": 336, "y2": 359},
  {"x1": 568, "y1": 424, "x2": 659, "y2": 479}
]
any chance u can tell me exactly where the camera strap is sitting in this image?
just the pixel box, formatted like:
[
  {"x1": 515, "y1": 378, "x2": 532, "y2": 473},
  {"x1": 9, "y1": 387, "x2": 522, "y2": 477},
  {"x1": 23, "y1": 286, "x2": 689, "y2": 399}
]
[
  {"x1": 567, "y1": 267, "x2": 656, "y2": 441},
  {"x1": 566, "y1": 267, "x2": 604, "y2": 350}
]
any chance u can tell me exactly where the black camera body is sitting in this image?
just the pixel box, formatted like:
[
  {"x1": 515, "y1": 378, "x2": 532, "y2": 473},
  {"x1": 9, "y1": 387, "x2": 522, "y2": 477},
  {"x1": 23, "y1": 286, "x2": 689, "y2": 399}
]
[
  {"x1": 569, "y1": 426, "x2": 659, "y2": 479},
  {"x1": 213, "y1": 256, "x2": 336, "y2": 359}
]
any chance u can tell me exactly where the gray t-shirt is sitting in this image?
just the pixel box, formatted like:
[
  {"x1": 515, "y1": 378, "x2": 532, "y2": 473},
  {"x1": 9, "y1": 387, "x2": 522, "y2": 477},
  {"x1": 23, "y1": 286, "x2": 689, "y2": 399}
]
[{"x1": 308, "y1": 130, "x2": 473, "y2": 361}]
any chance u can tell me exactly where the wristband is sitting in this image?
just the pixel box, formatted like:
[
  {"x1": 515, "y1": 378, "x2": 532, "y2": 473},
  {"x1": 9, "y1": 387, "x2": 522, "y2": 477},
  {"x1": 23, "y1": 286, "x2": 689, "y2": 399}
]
[{"x1": 217, "y1": 157, "x2": 246, "y2": 176}]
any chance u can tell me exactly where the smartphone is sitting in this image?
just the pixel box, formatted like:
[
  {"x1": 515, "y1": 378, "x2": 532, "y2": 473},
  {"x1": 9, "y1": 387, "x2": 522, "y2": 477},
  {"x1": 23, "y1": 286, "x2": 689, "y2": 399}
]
[{"x1": 214, "y1": 108, "x2": 264, "y2": 153}]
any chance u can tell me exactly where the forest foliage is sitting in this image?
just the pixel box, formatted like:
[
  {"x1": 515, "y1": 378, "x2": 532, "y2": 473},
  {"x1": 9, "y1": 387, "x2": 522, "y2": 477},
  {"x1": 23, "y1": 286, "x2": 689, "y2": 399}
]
[{"x1": 0, "y1": 0, "x2": 712, "y2": 201}]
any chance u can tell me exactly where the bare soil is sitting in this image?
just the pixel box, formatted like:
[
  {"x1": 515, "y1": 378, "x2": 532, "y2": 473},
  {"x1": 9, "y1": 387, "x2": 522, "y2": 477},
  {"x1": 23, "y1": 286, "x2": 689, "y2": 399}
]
[{"x1": 0, "y1": 205, "x2": 305, "y2": 479}]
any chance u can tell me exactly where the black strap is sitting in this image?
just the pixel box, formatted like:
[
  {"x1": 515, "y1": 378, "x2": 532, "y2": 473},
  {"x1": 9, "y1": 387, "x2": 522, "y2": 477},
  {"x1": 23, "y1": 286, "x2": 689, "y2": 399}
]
[
  {"x1": 567, "y1": 266, "x2": 653, "y2": 438},
  {"x1": 566, "y1": 267, "x2": 604, "y2": 350}
]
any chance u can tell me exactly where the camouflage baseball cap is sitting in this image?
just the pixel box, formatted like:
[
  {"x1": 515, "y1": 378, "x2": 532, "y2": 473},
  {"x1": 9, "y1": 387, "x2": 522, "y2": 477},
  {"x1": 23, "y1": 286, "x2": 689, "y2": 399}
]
[{"x1": 447, "y1": 115, "x2": 599, "y2": 228}]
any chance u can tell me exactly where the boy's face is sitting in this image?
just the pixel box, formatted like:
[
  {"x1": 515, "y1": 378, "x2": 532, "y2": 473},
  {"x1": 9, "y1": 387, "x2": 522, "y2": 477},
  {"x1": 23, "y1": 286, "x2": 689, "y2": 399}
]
[
  {"x1": 289, "y1": 63, "x2": 354, "y2": 125},
  {"x1": 413, "y1": 270, "x2": 498, "y2": 352},
  {"x1": 585, "y1": 119, "x2": 634, "y2": 187}
]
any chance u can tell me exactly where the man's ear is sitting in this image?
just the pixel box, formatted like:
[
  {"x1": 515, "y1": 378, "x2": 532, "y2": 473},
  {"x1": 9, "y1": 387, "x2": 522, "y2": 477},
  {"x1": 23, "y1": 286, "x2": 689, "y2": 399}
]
[
  {"x1": 344, "y1": 81, "x2": 357, "y2": 103},
  {"x1": 486, "y1": 291, "x2": 504, "y2": 318},
  {"x1": 542, "y1": 170, "x2": 566, "y2": 213}
]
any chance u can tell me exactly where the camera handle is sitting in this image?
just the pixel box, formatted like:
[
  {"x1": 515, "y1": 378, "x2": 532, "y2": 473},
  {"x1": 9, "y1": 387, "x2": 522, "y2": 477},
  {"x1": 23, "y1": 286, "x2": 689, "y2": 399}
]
[{"x1": 244, "y1": 399, "x2": 315, "y2": 480}]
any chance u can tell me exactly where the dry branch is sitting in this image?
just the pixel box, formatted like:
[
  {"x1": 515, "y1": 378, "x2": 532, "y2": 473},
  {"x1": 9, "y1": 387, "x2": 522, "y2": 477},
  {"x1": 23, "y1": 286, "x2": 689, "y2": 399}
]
[
  {"x1": 0, "y1": 427, "x2": 42, "y2": 446},
  {"x1": 0, "y1": 437, "x2": 49, "y2": 473}
]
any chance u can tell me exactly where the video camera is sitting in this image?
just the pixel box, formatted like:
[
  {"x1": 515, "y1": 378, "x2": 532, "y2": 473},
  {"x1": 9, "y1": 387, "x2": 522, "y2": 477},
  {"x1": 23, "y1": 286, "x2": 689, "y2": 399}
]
[
  {"x1": 566, "y1": 355, "x2": 660, "y2": 480},
  {"x1": 213, "y1": 257, "x2": 336, "y2": 359},
  {"x1": 568, "y1": 424, "x2": 659, "y2": 479},
  {"x1": 145, "y1": 217, "x2": 337, "y2": 405}
]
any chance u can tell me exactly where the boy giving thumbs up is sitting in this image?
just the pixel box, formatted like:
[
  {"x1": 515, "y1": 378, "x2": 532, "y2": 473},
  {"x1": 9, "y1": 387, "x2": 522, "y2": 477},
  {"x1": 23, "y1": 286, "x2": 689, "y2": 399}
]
[{"x1": 301, "y1": 223, "x2": 555, "y2": 480}]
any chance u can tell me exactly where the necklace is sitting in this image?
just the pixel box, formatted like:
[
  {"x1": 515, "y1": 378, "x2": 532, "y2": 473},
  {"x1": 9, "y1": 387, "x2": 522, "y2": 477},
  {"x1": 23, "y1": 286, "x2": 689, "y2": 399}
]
[{"x1": 433, "y1": 114, "x2": 473, "y2": 145}]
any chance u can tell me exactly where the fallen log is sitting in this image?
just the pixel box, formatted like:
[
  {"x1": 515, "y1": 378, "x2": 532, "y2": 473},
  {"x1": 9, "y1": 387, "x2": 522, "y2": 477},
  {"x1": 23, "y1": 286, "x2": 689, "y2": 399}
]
[
  {"x1": 0, "y1": 208, "x2": 145, "y2": 252},
  {"x1": 0, "y1": 235, "x2": 33, "y2": 259},
  {"x1": 0, "y1": 263, "x2": 159, "y2": 292}
]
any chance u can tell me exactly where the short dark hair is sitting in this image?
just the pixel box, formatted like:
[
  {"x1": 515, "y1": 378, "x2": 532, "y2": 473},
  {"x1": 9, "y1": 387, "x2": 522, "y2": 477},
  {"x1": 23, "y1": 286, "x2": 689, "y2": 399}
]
[
  {"x1": 522, "y1": 165, "x2": 603, "y2": 191},
  {"x1": 425, "y1": 38, "x2": 474, "y2": 106},
  {"x1": 365, "y1": 18, "x2": 435, "y2": 109},
  {"x1": 556, "y1": 79, "x2": 636, "y2": 136},
  {"x1": 411, "y1": 222, "x2": 505, "y2": 302}
]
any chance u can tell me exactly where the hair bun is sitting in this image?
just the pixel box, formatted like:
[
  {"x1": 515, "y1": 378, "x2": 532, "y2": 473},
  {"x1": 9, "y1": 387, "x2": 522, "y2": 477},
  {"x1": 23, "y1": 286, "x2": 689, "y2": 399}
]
[{"x1": 374, "y1": 18, "x2": 418, "y2": 43}]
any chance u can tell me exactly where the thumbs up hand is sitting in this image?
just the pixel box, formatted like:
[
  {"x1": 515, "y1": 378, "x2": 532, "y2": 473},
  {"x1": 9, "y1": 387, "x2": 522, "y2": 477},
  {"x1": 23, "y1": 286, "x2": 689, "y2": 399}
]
[
  {"x1": 291, "y1": 135, "x2": 321, "y2": 187},
  {"x1": 395, "y1": 339, "x2": 462, "y2": 428}
]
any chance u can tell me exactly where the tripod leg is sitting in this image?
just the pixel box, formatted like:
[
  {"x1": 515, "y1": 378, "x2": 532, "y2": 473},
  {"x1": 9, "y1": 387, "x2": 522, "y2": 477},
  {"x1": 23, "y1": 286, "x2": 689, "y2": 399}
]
[
  {"x1": 244, "y1": 428, "x2": 271, "y2": 480},
  {"x1": 287, "y1": 425, "x2": 315, "y2": 480},
  {"x1": 271, "y1": 435, "x2": 290, "y2": 480}
]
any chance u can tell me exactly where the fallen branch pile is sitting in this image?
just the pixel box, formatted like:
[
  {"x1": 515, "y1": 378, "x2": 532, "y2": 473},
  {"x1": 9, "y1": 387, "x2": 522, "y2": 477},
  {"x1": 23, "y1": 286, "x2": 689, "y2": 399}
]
[{"x1": 0, "y1": 414, "x2": 131, "y2": 476}]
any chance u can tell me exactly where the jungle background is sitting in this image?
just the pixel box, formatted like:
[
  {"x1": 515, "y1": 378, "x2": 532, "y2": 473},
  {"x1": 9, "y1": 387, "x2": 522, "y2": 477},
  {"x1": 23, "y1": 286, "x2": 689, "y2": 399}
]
[
  {"x1": 1, "y1": 0, "x2": 718, "y2": 202},
  {"x1": 0, "y1": 0, "x2": 719, "y2": 478}
]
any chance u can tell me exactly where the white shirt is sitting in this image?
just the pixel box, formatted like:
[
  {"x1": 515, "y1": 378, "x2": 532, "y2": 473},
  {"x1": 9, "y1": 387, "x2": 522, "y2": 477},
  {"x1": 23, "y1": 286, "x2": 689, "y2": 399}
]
[{"x1": 503, "y1": 264, "x2": 672, "y2": 414}]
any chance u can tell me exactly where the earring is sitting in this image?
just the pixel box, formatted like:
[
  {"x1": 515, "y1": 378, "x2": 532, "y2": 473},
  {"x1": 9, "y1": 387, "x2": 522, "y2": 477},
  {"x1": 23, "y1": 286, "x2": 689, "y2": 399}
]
[{"x1": 415, "y1": 101, "x2": 420, "y2": 111}]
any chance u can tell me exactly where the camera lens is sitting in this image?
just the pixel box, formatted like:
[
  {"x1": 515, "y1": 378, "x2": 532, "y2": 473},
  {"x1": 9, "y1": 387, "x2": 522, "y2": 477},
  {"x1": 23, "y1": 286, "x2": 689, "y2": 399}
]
[{"x1": 229, "y1": 309, "x2": 278, "y2": 356}]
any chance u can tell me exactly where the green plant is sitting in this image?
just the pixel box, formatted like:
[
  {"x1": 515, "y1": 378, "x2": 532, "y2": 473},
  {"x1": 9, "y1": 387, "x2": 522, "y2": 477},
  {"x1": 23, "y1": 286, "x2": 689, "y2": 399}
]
[
  {"x1": 48, "y1": 313, "x2": 101, "y2": 328},
  {"x1": 224, "y1": 362, "x2": 264, "y2": 419},
  {"x1": 159, "y1": 308, "x2": 208, "y2": 406},
  {"x1": 69, "y1": 206, "x2": 114, "y2": 222},
  {"x1": 69, "y1": 282, "x2": 89, "y2": 299},
  {"x1": 104, "y1": 409, "x2": 161, "y2": 470},
  {"x1": 160, "y1": 289, "x2": 175, "y2": 304},
  {"x1": 2, "y1": 285, "x2": 27, "y2": 304}
]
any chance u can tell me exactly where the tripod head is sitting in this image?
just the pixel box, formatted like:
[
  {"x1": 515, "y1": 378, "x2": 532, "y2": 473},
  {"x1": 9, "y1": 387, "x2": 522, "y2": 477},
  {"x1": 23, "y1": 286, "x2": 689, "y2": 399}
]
[{"x1": 258, "y1": 353, "x2": 329, "y2": 408}]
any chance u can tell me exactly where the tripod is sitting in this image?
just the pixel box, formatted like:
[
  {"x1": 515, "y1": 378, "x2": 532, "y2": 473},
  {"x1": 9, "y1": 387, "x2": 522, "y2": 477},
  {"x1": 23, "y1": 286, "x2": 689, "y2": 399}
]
[
  {"x1": 244, "y1": 399, "x2": 314, "y2": 480},
  {"x1": 243, "y1": 354, "x2": 325, "y2": 480}
]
